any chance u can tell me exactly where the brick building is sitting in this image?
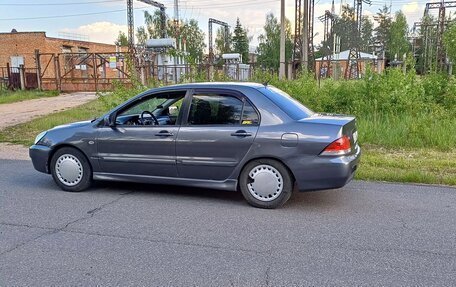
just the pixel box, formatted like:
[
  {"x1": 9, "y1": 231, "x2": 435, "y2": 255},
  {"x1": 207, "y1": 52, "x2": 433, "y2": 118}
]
[
  {"x1": 315, "y1": 50, "x2": 385, "y2": 79},
  {"x1": 0, "y1": 30, "x2": 130, "y2": 91},
  {"x1": 0, "y1": 30, "x2": 117, "y2": 68}
]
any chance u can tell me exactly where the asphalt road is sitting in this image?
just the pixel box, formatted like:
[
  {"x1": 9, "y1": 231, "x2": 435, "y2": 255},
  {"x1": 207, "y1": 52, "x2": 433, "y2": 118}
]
[{"x1": 1, "y1": 158, "x2": 455, "y2": 286}]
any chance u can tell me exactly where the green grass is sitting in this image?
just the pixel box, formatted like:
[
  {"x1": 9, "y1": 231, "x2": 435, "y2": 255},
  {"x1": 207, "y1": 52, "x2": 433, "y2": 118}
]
[
  {"x1": 0, "y1": 90, "x2": 59, "y2": 105},
  {"x1": 357, "y1": 114, "x2": 456, "y2": 151},
  {"x1": 0, "y1": 100, "x2": 104, "y2": 146},
  {"x1": 357, "y1": 145, "x2": 456, "y2": 186}
]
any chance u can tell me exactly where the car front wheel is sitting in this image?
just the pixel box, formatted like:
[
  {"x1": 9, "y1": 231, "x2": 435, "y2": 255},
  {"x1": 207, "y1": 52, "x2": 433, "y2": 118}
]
[
  {"x1": 50, "y1": 147, "x2": 92, "y2": 192},
  {"x1": 239, "y1": 159, "x2": 293, "y2": 209}
]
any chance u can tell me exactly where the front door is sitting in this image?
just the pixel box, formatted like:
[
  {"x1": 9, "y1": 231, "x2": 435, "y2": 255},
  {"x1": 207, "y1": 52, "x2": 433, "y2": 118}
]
[
  {"x1": 96, "y1": 91, "x2": 186, "y2": 177},
  {"x1": 176, "y1": 90, "x2": 260, "y2": 180}
]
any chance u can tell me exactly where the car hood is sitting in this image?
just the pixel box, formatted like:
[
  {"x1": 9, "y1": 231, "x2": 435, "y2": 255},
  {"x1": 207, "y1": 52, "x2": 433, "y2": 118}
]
[{"x1": 50, "y1": 120, "x2": 92, "y2": 131}]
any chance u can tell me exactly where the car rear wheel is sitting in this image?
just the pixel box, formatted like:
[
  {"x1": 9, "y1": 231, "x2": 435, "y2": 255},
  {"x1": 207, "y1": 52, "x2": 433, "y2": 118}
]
[
  {"x1": 239, "y1": 159, "x2": 293, "y2": 209},
  {"x1": 50, "y1": 147, "x2": 92, "y2": 192}
]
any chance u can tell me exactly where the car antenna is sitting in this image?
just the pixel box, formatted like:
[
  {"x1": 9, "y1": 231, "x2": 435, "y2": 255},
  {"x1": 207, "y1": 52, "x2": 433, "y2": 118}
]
[{"x1": 262, "y1": 80, "x2": 269, "y2": 87}]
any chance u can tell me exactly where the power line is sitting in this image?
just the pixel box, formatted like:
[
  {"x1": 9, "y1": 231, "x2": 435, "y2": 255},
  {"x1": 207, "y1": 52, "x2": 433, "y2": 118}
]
[
  {"x1": 0, "y1": 0, "x2": 123, "y2": 6},
  {"x1": 0, "y1": 8, "x2": 144, "y2": 21},
  {"x1": 0, "y1": 0, "x2": 279, "y2": 21}
]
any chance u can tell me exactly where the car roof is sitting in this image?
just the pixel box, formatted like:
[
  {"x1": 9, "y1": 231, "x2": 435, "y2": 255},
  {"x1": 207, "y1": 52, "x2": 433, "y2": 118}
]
[{"x1": 146, "y1": 82, "x2": 265, "y2": 92}]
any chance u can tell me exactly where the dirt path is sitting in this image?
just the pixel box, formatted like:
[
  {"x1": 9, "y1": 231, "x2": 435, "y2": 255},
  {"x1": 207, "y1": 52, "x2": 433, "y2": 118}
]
[
  {"x1": 0, "y1": 143, "x2": 29, "y2": 160},
  {"x1": 0, "y1": 92, "x2": 97, "y2": 130}
]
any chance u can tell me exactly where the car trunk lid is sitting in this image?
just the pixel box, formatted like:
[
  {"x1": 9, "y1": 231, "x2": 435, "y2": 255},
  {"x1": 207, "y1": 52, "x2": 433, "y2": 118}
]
[{"x1": 298, "y1": 113, "x2": 358, "y2": 147}]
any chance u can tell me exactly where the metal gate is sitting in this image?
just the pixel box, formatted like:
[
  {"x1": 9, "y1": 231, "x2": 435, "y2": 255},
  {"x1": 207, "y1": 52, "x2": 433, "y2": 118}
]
[
  {"x1": 37, "y1": 52, "x2": 132, "y2": 92},
  {"x1": 0, "y1": 64, "x2": 38, "y2": 90}
]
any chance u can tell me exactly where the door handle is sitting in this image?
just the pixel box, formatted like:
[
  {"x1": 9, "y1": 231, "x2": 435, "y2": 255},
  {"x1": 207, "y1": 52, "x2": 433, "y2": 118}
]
[
  {"x1": 231, "y1": 130, "x2": 252, "y2": 137},
  {"x1": 155, "y1": 131, "x2": 174, "y2": 137}
]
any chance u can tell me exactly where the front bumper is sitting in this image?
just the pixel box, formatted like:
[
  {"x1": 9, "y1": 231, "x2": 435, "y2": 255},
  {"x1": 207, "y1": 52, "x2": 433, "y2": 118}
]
[
  {"x1": 293, "y1": 144, "x2": 361, "y2": 192},
  {"x1": 29, "y1": 145, "x2": 52, "y2": 174}
]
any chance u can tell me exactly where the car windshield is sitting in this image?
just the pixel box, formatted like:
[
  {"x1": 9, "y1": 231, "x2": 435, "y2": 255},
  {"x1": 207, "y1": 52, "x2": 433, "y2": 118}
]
[{"x1": 264, "y1": 86, "x2": 314, "y2": 120}]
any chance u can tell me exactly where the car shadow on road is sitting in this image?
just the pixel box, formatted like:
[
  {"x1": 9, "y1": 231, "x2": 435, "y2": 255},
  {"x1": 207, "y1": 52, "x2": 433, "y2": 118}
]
[
  {"x1": 93, "y1": 180, "x2": 247, "y2": 204},
  {"x1": 92, "y1": 180, "x2": 348, "y2": 210}
]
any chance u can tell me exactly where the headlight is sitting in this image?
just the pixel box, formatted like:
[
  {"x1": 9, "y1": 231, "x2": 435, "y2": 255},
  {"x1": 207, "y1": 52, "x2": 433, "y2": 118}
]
[{"x1": 34, "y1": 131, "x2": 47, "y2": 145}]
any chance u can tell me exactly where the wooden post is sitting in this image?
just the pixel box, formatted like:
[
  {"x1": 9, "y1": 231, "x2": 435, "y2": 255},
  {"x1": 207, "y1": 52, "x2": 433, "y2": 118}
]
[
  {"x1": 6, "y1": 62, "x2": 11, "y2": 89},
  {"x1": 35, "y1": 49, "x2": 42, "y2": 90},
  {"x1": 92, "y1": 53, "x2": 98, "y2": 92},
  {"x1": 19, "y1": 64, "x2": 26, "y2": 90},
  {"x1": 53, "y1": 55, "x2": 61, "y2": 92}
]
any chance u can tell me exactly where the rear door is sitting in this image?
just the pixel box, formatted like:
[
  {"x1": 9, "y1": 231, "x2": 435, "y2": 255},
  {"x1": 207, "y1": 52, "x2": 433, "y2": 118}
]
[{"x1": 176, "y1": 89, "x2": 260, "y2": 180}]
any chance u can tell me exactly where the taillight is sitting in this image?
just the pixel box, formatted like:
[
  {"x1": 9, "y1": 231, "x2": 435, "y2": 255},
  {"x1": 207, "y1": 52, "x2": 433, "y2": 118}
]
[{"x1": 320, "y1": 135, "x2": 352, "y2": 156}]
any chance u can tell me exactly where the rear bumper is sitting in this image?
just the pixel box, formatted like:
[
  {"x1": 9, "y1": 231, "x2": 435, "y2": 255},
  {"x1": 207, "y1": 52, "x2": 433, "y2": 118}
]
[
  {"x1": 29, "y1": 145, "x2": 52, "y2": 174},
  {"x1": 293, "y1": 144, "x2": 361, "y2": 192}
]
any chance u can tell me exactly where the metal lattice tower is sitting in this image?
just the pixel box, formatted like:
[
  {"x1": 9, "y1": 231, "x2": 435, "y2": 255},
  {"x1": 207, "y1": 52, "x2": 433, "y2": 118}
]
[
  {"x1": 127, "y1": 0, "x2": 135, "y2": 53},
  {"x1": 308, "y1": 0, "x2": 315, "y2": 72},
  {"x1": 424, "y1": 1, "x2": 456, "y2": 71},
  {"x1": 413, "y1": 19, "x2": 452, "y2": 73},
  {"x1": 345, "y1": 0, "x2": 370, "y2": 79},
  {"x1": 208, "y1": 18, "x2": 229, "y2": 64},
  {"x1": 318, "y1": 6, "x2": 336, "y2": 78},
  {"x1": 293, "y1": 0, "x2": 303, "y2": 70}
]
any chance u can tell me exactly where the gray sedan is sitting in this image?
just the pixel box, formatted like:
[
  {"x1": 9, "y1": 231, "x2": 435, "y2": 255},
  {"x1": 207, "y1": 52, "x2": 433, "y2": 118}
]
[{"x1": 30, "y1": 82, "x2": 361, "y2": 208}]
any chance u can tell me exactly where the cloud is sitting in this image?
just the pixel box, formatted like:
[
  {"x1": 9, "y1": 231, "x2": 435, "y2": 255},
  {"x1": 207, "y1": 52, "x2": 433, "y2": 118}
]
[
  {"x1": 60, "y1": 21, "x2": 127, "y2": 44},
  {"x1": 401, "y1": 1, "x2": 424, "y2": 25}
]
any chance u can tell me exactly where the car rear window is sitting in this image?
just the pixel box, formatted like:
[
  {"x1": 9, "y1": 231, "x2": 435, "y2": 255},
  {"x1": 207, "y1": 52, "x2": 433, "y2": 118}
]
[{"x1": 263, "y1": 86, "x2": 314, "y2": 120}]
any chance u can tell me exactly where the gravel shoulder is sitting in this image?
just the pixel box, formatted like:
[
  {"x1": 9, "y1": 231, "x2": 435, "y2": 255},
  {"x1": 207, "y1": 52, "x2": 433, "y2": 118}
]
[
  {"x1": 0, "y1": 143, "x2": 29, "y2": 160},
  {"x1": 0, "y1": 92, "x2": 97, "y2": 130}
]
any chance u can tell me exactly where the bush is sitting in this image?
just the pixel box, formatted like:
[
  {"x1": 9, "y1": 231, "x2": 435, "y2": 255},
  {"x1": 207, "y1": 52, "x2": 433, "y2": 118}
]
[{"x1": 253, "y1": 68, "x2": 456, "y2": 150}]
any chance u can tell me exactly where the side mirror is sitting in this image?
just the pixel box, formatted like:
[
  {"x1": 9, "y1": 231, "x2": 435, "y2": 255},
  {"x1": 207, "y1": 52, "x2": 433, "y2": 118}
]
[{"x1": 107, "y1": 113, "x2": 117, "y2": 127}]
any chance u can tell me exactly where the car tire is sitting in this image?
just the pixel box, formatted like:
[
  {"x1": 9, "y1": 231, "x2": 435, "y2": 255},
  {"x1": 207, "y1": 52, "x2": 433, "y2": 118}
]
[
  {"x1": 50, "y1": 147, "x2": 92, "y2": 192},
  {"x1": 239, "y1": 159, "x2": 293, "y2": 209}
]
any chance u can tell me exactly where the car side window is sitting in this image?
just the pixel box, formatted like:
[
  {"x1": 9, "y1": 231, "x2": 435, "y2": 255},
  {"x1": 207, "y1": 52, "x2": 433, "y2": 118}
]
[
  {"x1": 115, "y1": 91, "x2": 186, "y2": 126},
  {"x1": 242, "y1": 101, "x2": 260, "y2": 125},
  {"x1": 187, "y1": 93, "x2": 259, "y2": 126}
]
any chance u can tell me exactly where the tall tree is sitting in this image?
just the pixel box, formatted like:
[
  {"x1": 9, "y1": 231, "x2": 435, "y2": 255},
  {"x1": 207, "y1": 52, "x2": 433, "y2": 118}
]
[
  {"x1": 180, "y1": 19, "x2": 206, "y2": 63},
  {"x1": 332, "y1": 5, "x2": 357, "y2": 51},
  {"x1": 374, "y1": 5, "x2": 392, "y2": 58},
  {"x1": 256, "y1": 13, "x2": 293, "y2": 70},
  {"x1": 360, "y1": 16, "x2": 374, "y2": 52},
  {"x1": 443, "y1": 22, "x2": 456, "y2": 65},
  {"x1": 215, "y1": 27, "x2": 232, "y2": 55},
  {"x1": 136, "y1": 26, "x2": 148, "y2": 45},
  {"x1": 115, "y1": 31, "x2": 128, "y2": 46},
  {"x1": 232, "y1": 18, "x2": 250, "y2": 63},
  {"x1": 389, "y1": 11, "x2": 411, "y2": 60},
  {"x1": 143, "y1": 10, "x2": 168, "y2": 39}
]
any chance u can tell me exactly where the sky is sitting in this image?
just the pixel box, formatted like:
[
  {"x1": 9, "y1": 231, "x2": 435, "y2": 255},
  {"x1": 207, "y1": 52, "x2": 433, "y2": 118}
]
[{"x1": 0, "y1": 0, "x2": 440, "y2": 49}]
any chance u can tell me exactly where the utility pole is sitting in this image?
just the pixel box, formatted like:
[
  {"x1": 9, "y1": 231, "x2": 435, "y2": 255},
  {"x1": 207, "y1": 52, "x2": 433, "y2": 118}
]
[
  {"x1": 279, "y1": 0, "x2": 286, "y2": 79},
  {"x1": 127, "y1": 0, "x2": 134, "y2": 53},
  {"x1": 302, "y1": 0, "x2": 309, "y2": 71},
  {"x1": 174, "y1": 0, "x2": 179, "y2": 22}
]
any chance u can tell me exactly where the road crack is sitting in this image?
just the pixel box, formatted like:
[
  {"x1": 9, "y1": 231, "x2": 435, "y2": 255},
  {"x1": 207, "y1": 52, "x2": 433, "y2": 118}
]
[{"x1": 0, "y1": 191, "x2": 134, "y2": 257}]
